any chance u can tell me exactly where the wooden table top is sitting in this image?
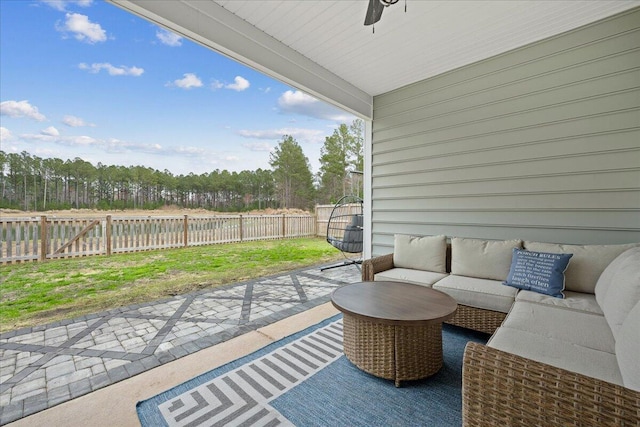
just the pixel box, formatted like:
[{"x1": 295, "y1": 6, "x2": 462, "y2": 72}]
[{"x1": 331, "y1": 281, "x2": 458, "y2": 326}]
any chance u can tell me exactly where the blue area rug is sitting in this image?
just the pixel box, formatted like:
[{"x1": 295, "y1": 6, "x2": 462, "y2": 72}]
[{"x1": 137, "y1": 315, "x2": 488, "y2": 427}]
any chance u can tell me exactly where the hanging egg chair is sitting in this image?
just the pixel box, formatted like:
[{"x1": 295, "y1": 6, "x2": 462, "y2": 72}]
[{"x1": 321, "y1": 195, "x2": 364, "y2": 271}]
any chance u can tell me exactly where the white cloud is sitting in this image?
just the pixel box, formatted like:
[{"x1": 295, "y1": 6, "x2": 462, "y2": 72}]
[
  {"x1": 278, "y1": 90, "x2": 353, "y2": 122},
  {"x1": 210, "y1": 76, "x2": 250, "y2": 92},
  {"x1": 170, "y1": 146, "x2": 208, "y2": 156},
  {"x1": 63, "y1": 115, "x2": 95, "y2": 127},
  {"x1": 237, "y1": 127, "x2": 325, "y2": 144},
  {"x1": 103, "y1": 140, "x2": 232, "y2": 161},
  {"x1": 0, "y1": 127, "x2": 12, "y2": 141},
  {"x1": 242, "y1": 142, "x2": 273, "y2": 152},
  {"x1": 72, "y1": 135, "x2": 98, "y2": 145},
  {"x1": 79, "y1": 62, "x2": 144, "y2": 76},
  {"x1": 58, "y1": 13, "x2": 107, "y2": 44},
  {"x1": 170, "y1": 73, "x2": 203, "y2": 89},
  {"x1": 41, "y1": 0, "x2": 92, "y2": 11},
  {"x1": 156, "y1": 29, "x2": 182, "y2": 47},
  {"x1": 20, "y1": 132, "x2": 210, "y2": 159},
  {"x1": 41, "y1": 126, "x2": 60, "y2": 136},
  {"x1": 32, "y1": 133, "x2": 97, "y2": 145},
  {"x1": 237, "y1": 129, "x2": 282, "y2": 139},
  {"x1": 225, "y1": 76, "x2": 250, "y2": 92},
  {"x1": 260, "y1": 87, "x2": 272, "y2": 94},
  {"x1": 0, "y1": 100, "x2": 47, "y2": 121},
  {"x1": 103, "y1": 138, "x2": 168, "y2": 154}
]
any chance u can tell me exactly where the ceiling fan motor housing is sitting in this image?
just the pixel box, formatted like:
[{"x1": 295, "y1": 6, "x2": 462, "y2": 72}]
[{"x1": 365, "y1": 0, "x2": 401, "y2": 26}]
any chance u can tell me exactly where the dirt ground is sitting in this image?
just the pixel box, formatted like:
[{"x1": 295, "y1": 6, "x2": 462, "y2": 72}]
[{"x1": 1, "y1": 206, "x2": 312, "y2": 218}]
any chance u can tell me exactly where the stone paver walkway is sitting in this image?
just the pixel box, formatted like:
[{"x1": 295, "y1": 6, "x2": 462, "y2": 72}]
[{"x1": 0, "y1": 262, "x2": 360, "y2": 425}]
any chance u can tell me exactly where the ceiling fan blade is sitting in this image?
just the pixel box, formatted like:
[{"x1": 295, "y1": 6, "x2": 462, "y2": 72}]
[{"x1": 364, "y1": 0, "x2": 384, "y2": 26}]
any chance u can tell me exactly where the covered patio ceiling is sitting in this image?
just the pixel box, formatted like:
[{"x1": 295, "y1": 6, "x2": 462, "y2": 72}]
[{"x1": 110, "y1": 1, "x2": 639, "y2": 118}]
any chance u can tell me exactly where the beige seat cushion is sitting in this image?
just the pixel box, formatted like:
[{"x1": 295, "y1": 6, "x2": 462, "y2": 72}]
[
  {"x1": 515, "y1": 289, "x2": 603, "y2": 315},
  {"x1": 501, "y1": 301, "x2": 614, "y2": 353},
  {"x1": 616, "y1": 301, "x2": 640, "y2": 391},
  {"x1": 524, "y1": 241, "x2": 638, "y2": 294},
  {"x1": 451, "y1": 237, "x2": 522, "y2": 281},
  {"x1": 488, "y1": 327, "x2": 623, "y2": 386},
  {"x1": 374, "y1": 268, "x2": 447, "y2": 287},
  {"x1": 393, "y1": 234, "x2": 447, "y2": 273},
  {"x1": 596, "y1": 247, "x2": 640, "y2": 340},
  {"x1": 433, "y1": 274, "x2": 517, "y2": 313}
]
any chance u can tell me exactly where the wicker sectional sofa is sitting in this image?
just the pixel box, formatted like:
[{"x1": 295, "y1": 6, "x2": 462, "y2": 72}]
[{"x1": 361, "y1": 235, "x2": 640, "y2": 426}]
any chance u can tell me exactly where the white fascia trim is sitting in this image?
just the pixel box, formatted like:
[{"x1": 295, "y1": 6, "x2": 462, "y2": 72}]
[{"x1": 109, "y1": 0, "x2": 373, "y2": 120}]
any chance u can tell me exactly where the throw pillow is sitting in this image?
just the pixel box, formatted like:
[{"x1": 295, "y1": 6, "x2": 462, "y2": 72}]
[
  {"x1": 393, "y1": 234, "x2": 447, "y2": 273},
  {"x1": 598, "y1": 247, "x2": 640, "y2": 340},
  {"x1": 503, "y1": 249, "x2": 573, "y2": 298}
]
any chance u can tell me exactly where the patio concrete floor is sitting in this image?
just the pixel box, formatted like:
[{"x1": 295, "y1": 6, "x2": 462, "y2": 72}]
[{"x1": 0, "y1": 262, "x2": 361, "y2": 426}]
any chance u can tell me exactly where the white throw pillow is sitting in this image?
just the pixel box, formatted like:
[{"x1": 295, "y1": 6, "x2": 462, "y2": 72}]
[
  {"x1": 598, "y1": 247, "x2": 640, "y2": 340},
  {"x1": 393, "y1": 234, "x2": 447, "y2": 273},
  {"x1": 595, "y1": 246, "x2": 640, "y2": 306},
  {"x1": 451, "y1": 237, "x2": 522, "y2": 281},
  {"x1": 525, "y1": 242, "x2": 639, "y2": 294}
]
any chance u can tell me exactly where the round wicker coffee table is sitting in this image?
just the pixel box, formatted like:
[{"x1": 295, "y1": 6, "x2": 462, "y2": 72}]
[{"x1": 331, "y1": 281, "x2": 457, "y2": 387}]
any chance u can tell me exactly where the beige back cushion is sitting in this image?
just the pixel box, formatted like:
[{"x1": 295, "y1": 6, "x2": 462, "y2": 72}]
[
  {"x1": 393, "y1": 234, "x2": 447, "y2": 273},
  {"x1": 616, "y1": 301, "x2": 640, "y2": 391},
  {"x1": 524, "y1": 242, "x2": 639, "y2": 294},
  {"x1": 597, "y1": 247, "x2": 640, "y2": 340},
  {"x1": 451, "y1": 238, "x2": 522, "y2": 281}
]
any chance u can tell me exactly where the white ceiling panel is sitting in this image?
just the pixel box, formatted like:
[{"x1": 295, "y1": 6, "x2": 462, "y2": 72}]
[
  {"x1": 111, "y1": 0, "x2": 639, "y2": 118},
  {"x1": 213, "y1": 0, "x2": 638, "y2": 96}
]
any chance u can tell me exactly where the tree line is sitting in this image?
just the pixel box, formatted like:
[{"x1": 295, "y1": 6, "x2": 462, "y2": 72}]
[{"x1": 0, "y1": 119, "x2": 363, "y2": 212}]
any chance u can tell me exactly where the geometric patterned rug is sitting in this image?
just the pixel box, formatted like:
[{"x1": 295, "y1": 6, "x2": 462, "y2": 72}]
[
  {"x1": 137, "y1": 315, "x2": 490, "y2": 427},
  {"x1": 138, "y1": 317, "x2": 343, "y2": 426}
]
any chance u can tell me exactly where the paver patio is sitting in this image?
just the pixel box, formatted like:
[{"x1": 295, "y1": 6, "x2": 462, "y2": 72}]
[{"x1": 0, "y1": 262, "x2": 361, "y2": 425}]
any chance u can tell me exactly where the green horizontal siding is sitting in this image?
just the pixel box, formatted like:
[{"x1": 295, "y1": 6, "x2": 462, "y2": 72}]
[{"x1": 371, "y1": 7, "x2": 640, "y2": 256}]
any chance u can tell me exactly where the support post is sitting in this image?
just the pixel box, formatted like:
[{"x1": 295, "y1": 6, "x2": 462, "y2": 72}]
[{"x1": 239, "y1": 215, "x2": 243, "y2": 242}]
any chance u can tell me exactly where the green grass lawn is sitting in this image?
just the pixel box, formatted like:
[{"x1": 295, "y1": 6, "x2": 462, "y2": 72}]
[{"x1": 0, "y1": 237, "x2": 345, "y2": 332}]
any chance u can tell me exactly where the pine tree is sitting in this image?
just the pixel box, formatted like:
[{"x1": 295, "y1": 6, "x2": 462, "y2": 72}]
[
  {"x1": 349, "y1": 119, "x2": 364, "y2": 174},
  {"x1": 0, "y1": 150, "x2": 279, "y2": 212},
  {"x1": 269, "y1": 135, "x2": 315, "y2": 209},
  {"x1": 319, "y1": 124, "x2": 350, "y2": 203},
  {"x1": 318, "y1": 119, "x2": 364, "y2": 203}
]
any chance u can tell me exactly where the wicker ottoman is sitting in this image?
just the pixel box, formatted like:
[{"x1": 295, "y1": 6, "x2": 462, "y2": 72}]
[{"x1": 331, "y1": 281, "x2": 457, "y2": 387}]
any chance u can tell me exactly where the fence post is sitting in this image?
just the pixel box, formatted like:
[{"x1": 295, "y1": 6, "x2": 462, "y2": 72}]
[
  {"x1": 40, "y1": 215, "x2": 47, "y2": 262},
  {"x1": 314, "y1": 213, "x2": 318, "y2": 237},
  {"x1": 239, "y1": 215, "x2": 243, "y2": 242},
  {"x1": 282, "y1": 214, "x2": 286, "y2": 239},
  {"x1": 106, "y1": 215, "x2": 112, "y2": 256},
  {"x1": 183, "y1": 215, "x2": 189, "y2": 247}
]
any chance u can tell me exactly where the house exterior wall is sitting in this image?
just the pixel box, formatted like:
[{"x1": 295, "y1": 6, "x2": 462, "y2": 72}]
[{"x1": 370, "y1": 8, "x2": 640, "y2": 256}]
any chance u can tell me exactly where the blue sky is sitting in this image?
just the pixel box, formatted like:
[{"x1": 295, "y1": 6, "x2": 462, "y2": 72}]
[{"x1": 0, "y1": 0, "x2": 355, "y2": 175}]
